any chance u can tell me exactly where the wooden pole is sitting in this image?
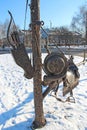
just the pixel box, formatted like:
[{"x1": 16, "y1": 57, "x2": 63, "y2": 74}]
[{"x1": 30, "y1": 0, "x2": 46, "y2": 128}]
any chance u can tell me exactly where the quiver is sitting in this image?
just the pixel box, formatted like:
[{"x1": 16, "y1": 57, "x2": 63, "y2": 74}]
[
  {"x1": 11, "y1": 43, "x2": 34, "y2": 79},
  {"x1": 7, "y1": 11, "x2": 34, "y2": 79}
]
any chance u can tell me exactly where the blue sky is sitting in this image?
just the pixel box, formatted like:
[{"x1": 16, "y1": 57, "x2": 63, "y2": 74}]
[{"x1": 0, "y1": 0, "x2": 87, "y2": 29}]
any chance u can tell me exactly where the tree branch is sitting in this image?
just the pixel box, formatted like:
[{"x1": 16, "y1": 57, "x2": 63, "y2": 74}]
[{"x1": 43, "y1": 81, "x2": 58, "y2": 99}]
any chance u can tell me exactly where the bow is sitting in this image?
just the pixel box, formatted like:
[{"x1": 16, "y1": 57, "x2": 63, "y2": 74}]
[
  {"x1": 7, "y1": 10, "x2": 19, "y2": 49},
  {"x1": 7, "y1": 11, "x2": 15, "y2": 48}
]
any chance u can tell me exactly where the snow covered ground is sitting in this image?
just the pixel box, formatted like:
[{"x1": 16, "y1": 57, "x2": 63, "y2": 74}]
[{"x1": 0, "y1": 53, "x2": 87, "y2": 130}]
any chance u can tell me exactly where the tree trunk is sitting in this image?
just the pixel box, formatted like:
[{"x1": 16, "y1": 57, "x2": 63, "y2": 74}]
[{"x1": 30, "y1": 0, "x2": 46, "y2": 128}]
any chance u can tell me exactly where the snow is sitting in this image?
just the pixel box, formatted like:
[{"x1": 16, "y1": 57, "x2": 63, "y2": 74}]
[{"x1": 0, "y1": 53, "x2": 87, "y2": 130}]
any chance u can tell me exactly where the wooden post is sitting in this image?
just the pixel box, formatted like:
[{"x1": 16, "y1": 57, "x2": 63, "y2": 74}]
[{"x1": 30, "y1": 0, "x2": 46, "y2": 128}]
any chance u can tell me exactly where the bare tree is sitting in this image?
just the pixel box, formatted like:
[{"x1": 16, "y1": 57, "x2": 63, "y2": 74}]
[
  {"x1": 0, "y1": 19, "x2": 20, "y2": 39},
  {"x1": 0, "y1": 19, "x2": 9, "y2": 39},
  {"x1": 71, "y1": 4, "x2": 87, "y2": 35}
]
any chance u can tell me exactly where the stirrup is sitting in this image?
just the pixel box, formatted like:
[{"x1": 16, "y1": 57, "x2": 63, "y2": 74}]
[{"x1": 66, "y1": 96, "x2": 75, "y2": 103}]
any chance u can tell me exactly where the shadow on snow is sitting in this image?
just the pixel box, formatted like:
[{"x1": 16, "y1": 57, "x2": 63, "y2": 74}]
[{"x1": 0, "y1": 92, "x2": 34, "y2": 130}]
